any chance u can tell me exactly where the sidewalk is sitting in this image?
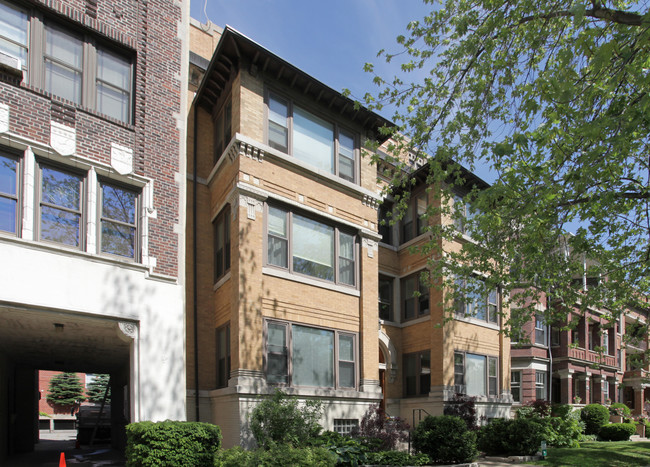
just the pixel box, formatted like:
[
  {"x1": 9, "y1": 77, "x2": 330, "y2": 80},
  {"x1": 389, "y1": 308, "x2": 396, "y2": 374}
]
[{"x1": 5, "y1": 430, "x2": 125, "y2": 467}]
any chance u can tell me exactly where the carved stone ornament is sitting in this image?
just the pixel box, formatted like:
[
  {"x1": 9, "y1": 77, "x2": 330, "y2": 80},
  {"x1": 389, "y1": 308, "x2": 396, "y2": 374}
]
[
  {"x1": 117, "y1": 321, "x2": 138, "y2": 342},
  {"x1": 50, "y1": 121, "x2": 76, "y2": 156},
  {"x1": 111, "y1": 143, "x2": 134, "y2": 175},
  {"x1": 0, "y1": 103, "x2": 8, "y2": 133}
]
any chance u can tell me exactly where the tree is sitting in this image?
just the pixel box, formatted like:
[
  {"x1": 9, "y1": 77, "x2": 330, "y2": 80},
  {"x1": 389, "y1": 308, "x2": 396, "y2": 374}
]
[
  {"x1": 362, "y1": 0, "x2": 650, "y2": 335},
  {"x1": 86, "y1": 374, "x2": 111, "y2": 403},
  {"x1": 47, "y1": 372, "x2": 85, "y2": 407}
]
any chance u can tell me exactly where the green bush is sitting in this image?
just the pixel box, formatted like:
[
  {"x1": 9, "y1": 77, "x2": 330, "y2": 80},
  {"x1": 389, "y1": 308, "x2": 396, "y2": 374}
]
[
  {"x1": 478, "y1": 418, "x2": 546, "y2": 456},
  {"x1": 599, "y1": 423, "x2": 636, "y2": 441},
  {"x1": 125, "y1": 421, "x2": 221, "y2": 467},
  {"x1": 215, "y1": 445, "x2": 336, "y2": 467},
  {"x1": 609, "y1": 402, "x2": 631, "y2": 417},
  {"x1": 310, "y1": 431, "x2": 369, "y2": 466},
  {"x1": 249, "y1": 390, "x2": 323, "y2": 448},
  {"x1": 412, "y1": 415, "x2": 477, "y2": 464},
  {"x1": 551, "y1": 403, "x2": 574, "y2": 419},
  {"x1": 580, "y1": 404, "x2": 610, "y2": 435},
  {"x1": 366, "y1": 450, "x2": 431, "y2": 466},
  {"x1": 538, "y1": 413, "x2": 583, "y2": 448}
]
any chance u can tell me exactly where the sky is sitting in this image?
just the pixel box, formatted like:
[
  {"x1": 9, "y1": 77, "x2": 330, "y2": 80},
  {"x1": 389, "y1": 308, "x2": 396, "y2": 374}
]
[{"x1": 189, "y1": 0, "x2": 432, "y2": 121}]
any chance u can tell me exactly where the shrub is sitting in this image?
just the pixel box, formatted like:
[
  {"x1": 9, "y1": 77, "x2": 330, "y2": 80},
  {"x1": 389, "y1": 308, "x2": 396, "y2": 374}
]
[
  {"x1": 310, "y1": 431, "x2": 369, "y2": 466},
  {"x1": 444, "y1": 393, "x2": 479, "y2": 430},
  {"x1": 580, "y1": 404, "x2": 610, "y2": 435},
  {"x1": 366, "y1": 450, "x2": 431, "y2": 466},
  {"x1": 478, "y1": 418, "x2": 546, "y2": 456},
  {"x1": 599, "y1": 423, "x2": 636, "y2": 441},
  {"x1": 125, "y1": 421, "x2": 221, "y2": 467},
  {"x1": 538, "y1": 414, "x2": 583, "y2": 448},
  {"x1": 412, "y1": 415, "x2": 478, "y2": 464},
  {"x1": 249, "y1": 390, "x2": 322, "y2": 448},
  {"x1": 609, "y1": 402, "x2": 631, "y2": 417},
  {"x1": 215, "y1": 445, "x2": 336, "y2": 467},
  {"x1": 349, "y1": 405, "x2": 409, "y2": 451},
  {"x1": 551, "y1": 403, "x2": 574, "y2": 420}
]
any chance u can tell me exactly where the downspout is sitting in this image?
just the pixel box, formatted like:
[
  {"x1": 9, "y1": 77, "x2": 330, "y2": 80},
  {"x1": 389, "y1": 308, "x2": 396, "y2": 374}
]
[
  {"x1": 547, "y1": 293, "x2": 552, "y2": 403},
  {"x1": 192, "y1": 103, "x2": 200, "y2": 422}
]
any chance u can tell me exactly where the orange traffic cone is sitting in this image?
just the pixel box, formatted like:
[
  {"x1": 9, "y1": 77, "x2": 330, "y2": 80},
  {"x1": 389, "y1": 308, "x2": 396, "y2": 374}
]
[{"x1": 59, "y1": 451, "x2": 66, "y2": 467}]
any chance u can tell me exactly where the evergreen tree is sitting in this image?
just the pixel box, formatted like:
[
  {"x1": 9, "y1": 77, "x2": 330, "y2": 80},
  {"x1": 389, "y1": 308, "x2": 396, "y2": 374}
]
[
  {"x1": 86, "y1": 374, "x2": 111, "y2": 403},
  {"x1": 46, "y1": 372, "x2": 85, "y2": 407}
]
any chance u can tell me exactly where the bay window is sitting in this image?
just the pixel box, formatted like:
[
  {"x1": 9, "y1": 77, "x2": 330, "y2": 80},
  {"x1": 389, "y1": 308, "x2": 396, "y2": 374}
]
[
  {"x1": 454, "y1": 351, "x2": 499, "y2": 397},
  {"x1": 511, "y1": 371, "x2": 521, "y2": 402},
  {"x1": 536, "y1": 371, "x2": 547, "y2": 400},
  {"x1": 265, "y1": 320, "x2": 357, "y2": 389},
  {"x1": 0, "y1": 150, "x2": 20, "y2": 234},
  {"x1": 404, "y1": 351, "x2": 430, "y2": 396},
  {"x1": 266, "y1": 92, "x2": 358, "y2": 183},
  {"x1": 266, "y1": 205, "x2": 357, "y2": 287},
  {"x1": 401, "y1": 191, "x2": 427, "y2": 243},
  {"x1": 535, "y1": 314, "x2": 546, "y2": 344},
  {"x1": 455, "y1": 276, "x2": 498, "y2": 324}
]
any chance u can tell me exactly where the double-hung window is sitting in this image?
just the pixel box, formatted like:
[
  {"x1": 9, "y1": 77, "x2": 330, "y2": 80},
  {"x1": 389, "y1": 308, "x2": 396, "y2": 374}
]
[
  {"x1": 265, "y1": 320, "x2": 357, "y2": 389},
  {"x1": 511, "y1": 371, "x2": 521, "y2": 402},
  {"x1": 453, "y1": 193, "x2": 476, "y2": 235},
  {"x1": 0, "y1": 150, "x2": 20, "y2": 234},
  {"x1": 401, "y1": 192, "x2": 427, "y2": 244},
  {"x1": 535, "y1": 314, "x2": 546, "y2": 345},
  {"x1": 213, "y1": 206, "x2": 231, "y2": 282},
  {"x1": 455, "y1": 276, "x2": 498, "y2": 324},
  {"x1": 39, "y1": 164, "x2": 84, "y2": 247},
  {"x1": 0, "y1": 1, "x2": 28, "y2": 73},
  {"x1": 266, "y1": 205, "x2": 357, "y2": 287},
  {"x1": 99, "y1": 181, "x2": 138, "y2": 259},
  {"x1": 535, "y1": 371, "x2": 547, "y2": 400},
  {"x1": 213, "y1": 97, "x2": 232, "y2": 163},
  {"x1": 378, "y1": 201, "x2": 393, "y2": 245},
  {"x1": 402, "y1": 273, "x2": 429, "y2": 321},
  {"x1": 0, "y1": 4, "x2": 134, "y2": 124},
  {"x1": 404, "y1": 351, "x2": 430, "y2": 396},
  {"x1": 379, "y1": 275, "x2": 393, "y2": 321},
  {"x1": 216, "y1": 323, "x2": 230, "y2": 389},
  {"x1": 454, "y1": 352, "x2": 499, "y2": 397},
  {"x1": 266, "y1": 92, "x2": 358, "y2": 183}
]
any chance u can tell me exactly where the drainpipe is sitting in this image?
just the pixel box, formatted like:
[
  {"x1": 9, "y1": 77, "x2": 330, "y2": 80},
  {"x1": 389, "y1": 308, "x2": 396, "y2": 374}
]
[
  {"x1": 547, "y1": 292, "x2": 552, "y2": 403},
  {"x1": 192, "y1": 103, "x2": 200, "y2": 422}
]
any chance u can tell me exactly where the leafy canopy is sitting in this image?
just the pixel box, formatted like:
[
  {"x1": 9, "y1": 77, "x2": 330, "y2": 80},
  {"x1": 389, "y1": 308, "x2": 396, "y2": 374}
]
[{"x1": 364, "y1": 0, "x2": 650, "y2": 333}]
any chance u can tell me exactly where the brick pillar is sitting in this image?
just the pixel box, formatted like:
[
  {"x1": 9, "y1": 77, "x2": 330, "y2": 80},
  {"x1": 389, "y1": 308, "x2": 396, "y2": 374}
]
[
  {"x1": 558, "y1": 370, "x2": 572, "y2": 404},
  {"x1": 613, "y1": 380, "x2": 620, "y2": 403},
  {"x1": 634, "y1": 386, "x2": 644, "y2": 416},
  {"x1": 592, "y1": 376, "x2": 603, "y2": 404}
]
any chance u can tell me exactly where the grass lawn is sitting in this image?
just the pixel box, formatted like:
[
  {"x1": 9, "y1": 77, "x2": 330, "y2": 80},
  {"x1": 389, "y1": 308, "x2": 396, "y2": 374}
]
[{"x1": 529, "y1": 441, "x2": 650, "y2": 466}]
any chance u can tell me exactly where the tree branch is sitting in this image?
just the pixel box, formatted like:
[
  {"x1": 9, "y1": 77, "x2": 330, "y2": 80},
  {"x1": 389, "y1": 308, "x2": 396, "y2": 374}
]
[{"x1": 519, "y1": 6, "x2": 646, "y2": 27}]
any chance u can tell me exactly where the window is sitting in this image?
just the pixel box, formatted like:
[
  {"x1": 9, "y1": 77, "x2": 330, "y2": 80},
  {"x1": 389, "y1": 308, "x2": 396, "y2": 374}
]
[
  {"x1": 551, "y1": 326, "x2": 560, "y2": 346},
  {"x1": 511, "y1": 371, "x2": 521, "y2": 403},
  {"x1": 401, "y1": 192, "x2": 427, "y2": 243},
  {"x1": 213, "y1": 97, "x2": 232, "y2": 163},
  {"x1": 334, "y1": 419, "x2": 359, "y2": 435},
  {"x1": 602, "y1": 329, "x2": 609, "y2": 354},
  {"x1": 0, "y1": 150, "x2": 20, "y2": 234},
  {"x1": 402, "y1": 273, "x2": 429, "y2": 321},
  {"x1": 453, "y1": 193, "x2": 476, "y2": 235},
  {"x1": 39, "y1": 164, "x2": 84, "y2": 247},
  {"x1": 265, "y1": 320, "x2": 356, "y2": 389},
  {"x1": 603, "y1": 380, "x2": 609, "y2": 401},
  {"x1": 378, "y1": 202, "x2": 393, "y2": 245},
  {"x1": 213, "y1": 206, "x2": 231, "y2": 281},
  {"x1": 1, "y1": 6, "x2": 134, "y2": 123},
  {"x1": 535, "y1": 314, "x2": 546, "y2": 345},
  {"x1": 0, "y1": 1, "x2": 28, "y2": 72},
  {"x1": 216, "y1": 323, "x2": 230, "y2": 389},
  {"x1": 404, "y1": 351, "x2": 430, "y2": 397},
  {"x1": 455, "y1": 276, "x2": 498, "y2": 324},
  {"x1": 99, "y1": 181, "x2": 138, "y2": 259},
  {"x1": 266, "y1": 92, "x2": 358, "y2": 182},
  {"x1": 454, "y1": 352, "x2": 499, "y2": 397},
  {"x1": 266, "y1": 205, "x2": 357, "y2": 287},
  {"x1": 535, "y1": 371, "x2": 547, "y2": 400},
  {"x1": 379, "y1": 275, "x2": 393, "y2": 321}
]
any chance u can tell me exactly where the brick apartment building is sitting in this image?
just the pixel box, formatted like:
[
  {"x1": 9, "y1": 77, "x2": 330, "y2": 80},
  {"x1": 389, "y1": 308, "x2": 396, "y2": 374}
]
[
  {"x1": 187, "y1": 22, "x2": 512, "y2": 447},
  {"x1": 0, "y1": 0, "x2": 189, "y2": 460}
]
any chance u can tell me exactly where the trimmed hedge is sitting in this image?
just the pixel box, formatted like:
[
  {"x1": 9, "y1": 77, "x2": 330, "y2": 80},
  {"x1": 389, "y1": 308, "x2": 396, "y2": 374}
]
[
  {"x1": 412, "y1": 415, "x2": 478, "y2": 464},
  {"x1": 599, "y1": 423, "x2": 636, "y2": 441},
  {"x1": 125, "y1": 421, "x2": 221, "y2": 467},
  {"x1": 580, "y1": 404, "x2": 610, "y2": 435},
  {"x1": 478, "y1": 418, "x2": 546, "y2": 456}
]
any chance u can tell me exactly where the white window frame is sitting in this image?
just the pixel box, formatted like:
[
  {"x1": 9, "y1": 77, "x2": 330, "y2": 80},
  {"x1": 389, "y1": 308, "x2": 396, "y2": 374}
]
[
  {"x1": 535, "y1": 370, "x2": 547, "y2": 400},
  {"x1": 454, "y1": 351, "x2": 499, "y2": 397}
]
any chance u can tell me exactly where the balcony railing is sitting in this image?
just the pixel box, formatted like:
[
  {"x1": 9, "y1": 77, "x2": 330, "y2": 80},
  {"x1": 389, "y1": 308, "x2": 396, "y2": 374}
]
[{"x1": 567, "y1": 347, "x2": 616, "y2": 367}]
